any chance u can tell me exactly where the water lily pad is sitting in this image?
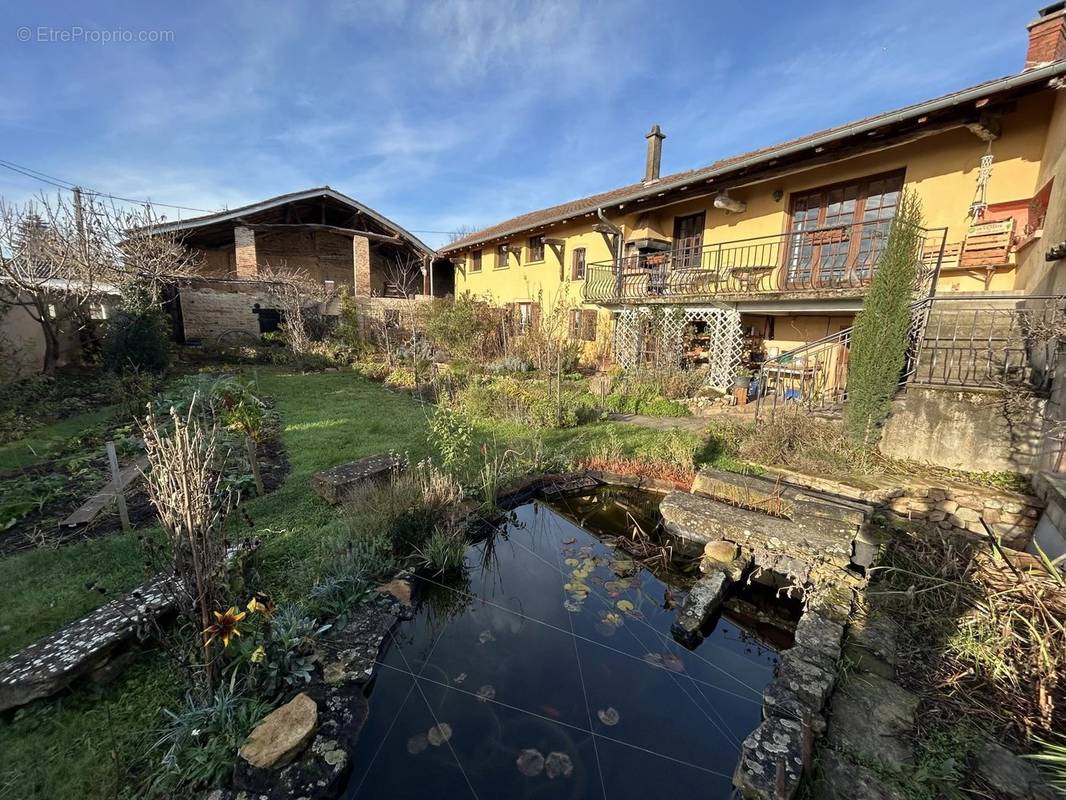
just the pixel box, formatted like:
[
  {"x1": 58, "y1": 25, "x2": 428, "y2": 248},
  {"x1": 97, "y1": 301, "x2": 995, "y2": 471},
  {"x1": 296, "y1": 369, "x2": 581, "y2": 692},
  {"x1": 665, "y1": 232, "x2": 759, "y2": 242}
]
[
  {"x1": 453, "y1": 672, "x2": 467, "y2": 684},
  {"x1": 563, "y1": 599, "x2": 583, "y2": 613},
  {"x1": 516, "y1": 748, "x2": 545, "y2": 777},
  {"x1": 545, "y1": 751, "x2": 574, "y2": 779},
  {"x1": 407, "y1": 732, "x2": 429, "y2": 754},
  {"x1": 601, "y1": 611, "x2": 623, "y2": 627},
  {"x1": 427, "y1": 722, "x2": 452, "y2": 746},
  {"x1": 616, "y1": 599, "x2": 635, "y2": 613},
  {"x1": 476, "y1": 684, "x2": 496, "y2": 703},
  {"x1": 564, "y1": 558, "x2": 579, "y2": 567},
  {"x1": 643, "y1": 652, "x2": 685, "y2": 671},
  {"x1": 593, "y1": 622, "x2": 618, "y2": 637},
  {"x1": 478, "y1": 630, "x2": 495, "y2": 644},
  {"x1": 562, "y1": 537, "x2": 576, "y2": 545},
  {"x1": 597, "y1": 707, "x2": 620, "y2": 726}
]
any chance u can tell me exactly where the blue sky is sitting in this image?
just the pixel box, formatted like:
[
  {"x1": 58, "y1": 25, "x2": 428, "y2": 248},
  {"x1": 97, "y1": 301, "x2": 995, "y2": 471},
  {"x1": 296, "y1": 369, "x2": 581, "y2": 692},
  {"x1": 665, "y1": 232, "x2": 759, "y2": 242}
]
[{"x1": 0, "y1": 1, "x2": 1038, "y2": 248}]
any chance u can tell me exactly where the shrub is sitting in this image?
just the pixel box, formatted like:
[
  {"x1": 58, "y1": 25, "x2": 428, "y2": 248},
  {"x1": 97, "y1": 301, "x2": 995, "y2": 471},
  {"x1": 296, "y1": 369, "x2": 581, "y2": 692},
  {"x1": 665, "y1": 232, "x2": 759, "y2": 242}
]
[
  {"x1": 342, "y1": 461, "x2": 462, "y2": 556},
  {"x1": 104, "y1": 307, "x2": 171, "y2": 373},
  {"x1": 335, "y1": 286, "x2": 363, "y2": 350},
  {"x1": 426, "y1": 293, "x2": 501, "y2": 362},
  {"x1": 457, "y1": 375, "x2": 598, "y2": 429},
  {"x1": 429, "y1": 406, "x2": 474, "y2": 472},
  {"x1": 845, "y1": 191, "x2": 924, "y2": 444},
  {"x1": 385, "y1": 366, "x2": 417, "y2": 389}
]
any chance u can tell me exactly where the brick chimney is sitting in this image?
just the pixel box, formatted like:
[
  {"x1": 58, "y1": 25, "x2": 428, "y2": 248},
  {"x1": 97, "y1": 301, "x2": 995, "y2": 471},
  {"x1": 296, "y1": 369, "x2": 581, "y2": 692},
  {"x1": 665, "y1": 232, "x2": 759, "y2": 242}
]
[
  {"x1": 1026, "y1": 3, "x2": 1066, "y2": 69},
  {"x1": 644, "y1": 125, "x2": 666, "y2": 185}
]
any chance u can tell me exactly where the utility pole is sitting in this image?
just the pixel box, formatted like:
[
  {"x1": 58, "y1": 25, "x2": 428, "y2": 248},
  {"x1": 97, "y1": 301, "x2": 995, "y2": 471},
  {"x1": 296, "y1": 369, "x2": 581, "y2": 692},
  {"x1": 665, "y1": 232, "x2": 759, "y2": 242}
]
[{"x1": 72, "y1": 186, "x2": 88, "y2": 265}]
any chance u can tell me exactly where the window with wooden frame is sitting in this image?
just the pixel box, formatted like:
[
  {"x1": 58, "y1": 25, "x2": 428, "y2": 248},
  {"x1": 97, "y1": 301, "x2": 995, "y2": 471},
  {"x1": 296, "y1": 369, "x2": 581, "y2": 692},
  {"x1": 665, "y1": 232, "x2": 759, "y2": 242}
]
[
  {"x1": 470, "y1": 250, "x2": 482, "y2": 273},
  {"x1": 672, "y1": 212, "x2": 706, "y2": 270},
  {"x1": 527, "y1": 235, "x2": 545, "y2": 263},
  {"x1": 571, "y1": 247, "x2": 586, "y2": 280},
  {"x1": 785, "y1": 170, "x2": 904, "y2": 290},
  {"x1": 569, "y1": 308, "x2": 597, "y2": 341},
  {"x1": 496, "y1": 244, "x2": 509, "y2": 269}
]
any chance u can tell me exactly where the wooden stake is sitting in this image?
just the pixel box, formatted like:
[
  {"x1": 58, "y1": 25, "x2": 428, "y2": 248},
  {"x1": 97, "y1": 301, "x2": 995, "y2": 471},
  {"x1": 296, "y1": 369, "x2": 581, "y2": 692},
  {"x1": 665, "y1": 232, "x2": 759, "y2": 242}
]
[
  {"x1": 246, "y1": 436, "x2": 265, "y2": 496},
  {"x1": 106, "y1": 441, "x2": 130, "y2": 532}
]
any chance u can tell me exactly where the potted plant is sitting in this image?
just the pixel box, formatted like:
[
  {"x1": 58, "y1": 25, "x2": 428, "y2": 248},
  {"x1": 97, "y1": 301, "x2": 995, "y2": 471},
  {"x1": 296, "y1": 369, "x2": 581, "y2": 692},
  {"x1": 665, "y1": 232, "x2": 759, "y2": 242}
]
[{"x1": 733, "y1": 367, "x2": 754, "y2": 390}]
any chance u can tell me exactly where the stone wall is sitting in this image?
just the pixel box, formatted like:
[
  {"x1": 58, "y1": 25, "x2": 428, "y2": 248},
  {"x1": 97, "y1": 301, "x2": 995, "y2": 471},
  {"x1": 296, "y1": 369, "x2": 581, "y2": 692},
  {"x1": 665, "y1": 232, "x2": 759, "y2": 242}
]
[
  {"x1": 879, "y1": 387, "x2": 1047, "y2": 474},
  {"x1": 761, "y1": 466, "x2": 1043, "y2": 551},
  {"x1": 883, "y1": 482, "x2": 1041, "y2": 550}
]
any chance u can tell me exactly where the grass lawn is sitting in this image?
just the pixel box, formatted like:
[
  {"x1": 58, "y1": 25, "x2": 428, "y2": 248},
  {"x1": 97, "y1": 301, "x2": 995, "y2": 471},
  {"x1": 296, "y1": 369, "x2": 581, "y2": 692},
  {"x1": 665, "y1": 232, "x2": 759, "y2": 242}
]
[
  {"x1": 0, "y1": 405, "x2": 118, "y2": 472},
  {"x1": 0, "y1": 367, "x2": 720, "y2": 800}
]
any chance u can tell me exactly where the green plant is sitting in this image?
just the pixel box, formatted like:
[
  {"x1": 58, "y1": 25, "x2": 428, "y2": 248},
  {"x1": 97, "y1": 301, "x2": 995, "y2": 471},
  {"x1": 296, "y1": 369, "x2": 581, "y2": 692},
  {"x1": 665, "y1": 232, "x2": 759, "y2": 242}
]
[
  {"x1": 385, "y1": 366, "x2": 417, "y2": 389},
  {"x1": 426, "y1": 292, "x2": 501, "y2": 362},
  {"x1": 1028, "y1": 735, "x2": 1066, "y2": 794},
  {"x1": 845, "y1": 191, "x2": 925, "y2": 444},
  {"x1": 417, "y1": 526, "x2": 467, "y2": 575},
  {"x1": 148, "y1": 679, "x2": 270, "y2": 797},
  {"x1": 104, "y1": 306, "x2": 171, "y2": 374},
  {"x1": 429, "y1": 406, "x2": 474, "y2": 472}
]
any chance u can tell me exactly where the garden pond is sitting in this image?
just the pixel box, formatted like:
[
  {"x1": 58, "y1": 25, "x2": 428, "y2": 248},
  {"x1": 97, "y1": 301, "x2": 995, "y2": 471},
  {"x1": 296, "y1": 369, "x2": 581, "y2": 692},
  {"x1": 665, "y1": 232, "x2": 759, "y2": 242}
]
[{"x1": 344, "y1": 487, "x2": 801, "y2": 798}]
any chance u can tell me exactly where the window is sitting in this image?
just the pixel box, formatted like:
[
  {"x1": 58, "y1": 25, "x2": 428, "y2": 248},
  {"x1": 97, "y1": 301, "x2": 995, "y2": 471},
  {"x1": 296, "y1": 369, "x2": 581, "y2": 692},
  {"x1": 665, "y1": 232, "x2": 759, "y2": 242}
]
[
  {"x1": 470, "y1": 250, "x2": 482, "y2": 273},
  {"x1": 516, "y1": 302, "x2": 534, "y2": 334},
  {"x1": 527, "y1": 235, "x2": 545, "y2": 263},
  {"x1": 786, "y1": 170, "x2": 904, "y2": 288},
  {"x1": 571, "y1": 247, "x2": 586, "y2": 280},
  {"x1": 672, "y1": 212, "x2": 705, "y2": 270},
  {"x1": 496, "y1": 244, "x2": 509, "y2": 269}
]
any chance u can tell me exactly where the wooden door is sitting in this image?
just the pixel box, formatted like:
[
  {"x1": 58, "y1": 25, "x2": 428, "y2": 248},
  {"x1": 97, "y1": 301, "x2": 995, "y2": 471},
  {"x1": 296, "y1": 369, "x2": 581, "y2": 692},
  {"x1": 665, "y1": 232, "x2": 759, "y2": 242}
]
[{"x1": 672, "y1": 212, "x2": 706, "y2": 270}]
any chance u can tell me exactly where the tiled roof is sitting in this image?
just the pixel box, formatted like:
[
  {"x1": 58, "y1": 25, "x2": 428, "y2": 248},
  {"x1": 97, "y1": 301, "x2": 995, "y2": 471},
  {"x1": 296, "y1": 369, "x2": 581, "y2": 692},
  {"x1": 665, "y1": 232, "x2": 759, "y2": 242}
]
[{"x1": 440, "y1": 61, "x2": 1066, "y2": 254}]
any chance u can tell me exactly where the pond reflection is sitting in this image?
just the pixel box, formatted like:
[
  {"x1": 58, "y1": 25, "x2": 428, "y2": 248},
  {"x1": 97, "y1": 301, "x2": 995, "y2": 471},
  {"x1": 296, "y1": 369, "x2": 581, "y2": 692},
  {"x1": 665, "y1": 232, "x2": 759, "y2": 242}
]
[{"x1": 344, "y1": 490, "x2": 793, "y2": 799}]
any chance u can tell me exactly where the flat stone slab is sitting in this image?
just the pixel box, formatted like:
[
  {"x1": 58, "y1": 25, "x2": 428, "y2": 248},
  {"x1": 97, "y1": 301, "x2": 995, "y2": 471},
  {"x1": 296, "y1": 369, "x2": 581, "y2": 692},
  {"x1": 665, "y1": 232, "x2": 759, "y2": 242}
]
[
  {"x1": 0, "y1": 542, "x2": 252, "y2": 712},
  {"x1": 815, "y1": 749, "x2": 904, "y2": 799},
  {"x1": 733, "y1": 715, "x2": 808, "y2": 800},
  {"x1": 322, "y1": 597, "x2": 401, "y2": 687},
  {"x1": 692, "y1": 467, "x2": 871, "y2": 527},
  {"x1": 671, "y1": 568, "x2": 733, "y2": 646},
  {"x1": 312, "y1": 453, "x2": 401, "y2": 505},
  {"x1": 660, "y1": 490, "x2": 855, "y2": 573},
  {"x1": 826, "y1": 672, "x2": 918, "y2": 773},
  {"x1": 974, "y1": 741, "x2": 1059, "y2": 800},
  {"x1": 0, "y1": 571, "x2": 177, "y2": 711}
]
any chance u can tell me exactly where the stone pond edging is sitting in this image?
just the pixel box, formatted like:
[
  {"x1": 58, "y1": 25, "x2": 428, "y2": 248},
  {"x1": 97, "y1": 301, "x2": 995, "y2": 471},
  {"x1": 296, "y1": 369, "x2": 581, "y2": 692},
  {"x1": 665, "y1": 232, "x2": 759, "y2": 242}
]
[{"x1": 760, "y1": 466, "x2": 1042, "y2": 550}]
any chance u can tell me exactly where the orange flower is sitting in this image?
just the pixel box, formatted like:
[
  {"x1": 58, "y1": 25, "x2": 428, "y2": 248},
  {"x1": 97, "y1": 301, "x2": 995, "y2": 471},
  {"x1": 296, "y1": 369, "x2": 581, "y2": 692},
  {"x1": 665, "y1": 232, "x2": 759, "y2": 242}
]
[
  {"x1": 203, "y1": 606, "x2": 246, "y2": 648},
  {"x1": 246, "y1": 593, "x2": 274, "y2": 618}
]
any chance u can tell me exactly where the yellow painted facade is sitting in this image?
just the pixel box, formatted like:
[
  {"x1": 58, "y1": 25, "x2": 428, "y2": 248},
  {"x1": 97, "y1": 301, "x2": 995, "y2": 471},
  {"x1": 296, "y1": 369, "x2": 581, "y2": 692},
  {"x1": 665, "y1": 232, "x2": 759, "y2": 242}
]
[{"x1": 453, "y1": 93, "x2": 1054, "y2": 306}]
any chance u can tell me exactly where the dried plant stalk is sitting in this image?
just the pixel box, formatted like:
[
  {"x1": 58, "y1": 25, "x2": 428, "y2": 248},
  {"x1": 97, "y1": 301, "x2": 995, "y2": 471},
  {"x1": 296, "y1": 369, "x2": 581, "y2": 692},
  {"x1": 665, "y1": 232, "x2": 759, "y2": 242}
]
[{"x1": 140, "y1": 395, "x2": 232, "y2": 690}]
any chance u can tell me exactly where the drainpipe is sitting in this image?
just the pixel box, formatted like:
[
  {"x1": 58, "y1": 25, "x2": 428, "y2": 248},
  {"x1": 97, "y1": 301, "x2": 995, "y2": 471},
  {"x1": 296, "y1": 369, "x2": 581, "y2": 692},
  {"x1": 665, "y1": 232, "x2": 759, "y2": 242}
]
[{"x1": 597, "y1": 208, "x2": 624, "y2": 300}]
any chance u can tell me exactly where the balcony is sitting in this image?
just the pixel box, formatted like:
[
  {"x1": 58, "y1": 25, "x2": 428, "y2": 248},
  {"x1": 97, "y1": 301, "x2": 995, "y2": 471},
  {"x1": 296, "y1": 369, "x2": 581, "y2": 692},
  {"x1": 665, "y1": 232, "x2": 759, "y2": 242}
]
[{"x1": 582, "y1": 219, "x2": 947, "y2": 304}]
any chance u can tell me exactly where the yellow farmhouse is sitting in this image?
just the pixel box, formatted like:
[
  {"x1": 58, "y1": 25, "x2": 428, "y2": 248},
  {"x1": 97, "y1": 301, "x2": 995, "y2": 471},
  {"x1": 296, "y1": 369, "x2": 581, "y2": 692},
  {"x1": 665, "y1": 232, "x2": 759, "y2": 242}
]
[{"x1": 440, "y1": 5, "x2": 1066, "y2": 392}]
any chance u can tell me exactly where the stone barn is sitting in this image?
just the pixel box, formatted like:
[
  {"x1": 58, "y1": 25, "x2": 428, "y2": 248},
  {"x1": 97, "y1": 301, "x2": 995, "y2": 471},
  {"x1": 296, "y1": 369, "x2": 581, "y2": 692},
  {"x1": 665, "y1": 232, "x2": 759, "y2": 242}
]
[{"x1": 155, "y1": 187, "x2": 448, "y2": 343}]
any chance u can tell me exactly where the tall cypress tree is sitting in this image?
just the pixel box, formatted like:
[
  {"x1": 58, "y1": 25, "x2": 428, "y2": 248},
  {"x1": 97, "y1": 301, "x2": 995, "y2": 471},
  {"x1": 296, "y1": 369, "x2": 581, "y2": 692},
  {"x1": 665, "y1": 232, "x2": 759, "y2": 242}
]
[{"x1": 844, "y1": 192, "x2": 925, "y2": 444}]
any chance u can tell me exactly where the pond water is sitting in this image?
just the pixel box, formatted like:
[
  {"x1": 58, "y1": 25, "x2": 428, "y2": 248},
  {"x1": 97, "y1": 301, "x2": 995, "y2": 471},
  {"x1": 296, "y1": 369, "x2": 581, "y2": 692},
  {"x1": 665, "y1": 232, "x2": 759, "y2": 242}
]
[{"x1": 344, "y1": 488, "x2": 796, "y2": 799}]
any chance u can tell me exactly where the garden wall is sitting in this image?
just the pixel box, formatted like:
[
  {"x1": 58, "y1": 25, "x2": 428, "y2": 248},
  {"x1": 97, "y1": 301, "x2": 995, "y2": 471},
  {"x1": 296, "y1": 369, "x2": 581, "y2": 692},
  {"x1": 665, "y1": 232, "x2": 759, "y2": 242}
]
[
  {"x1": 761, "y1": 466, "x2": 1043, "y2": 550},
  {"x1": 879, "y1": 387, "x2": 1046, "y2": 474}
]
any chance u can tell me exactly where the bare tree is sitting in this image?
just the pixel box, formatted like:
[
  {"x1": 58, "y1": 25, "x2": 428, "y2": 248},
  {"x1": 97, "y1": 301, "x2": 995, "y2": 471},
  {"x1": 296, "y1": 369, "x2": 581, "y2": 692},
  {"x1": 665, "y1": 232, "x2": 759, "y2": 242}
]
[
  {"x1": 254, "y1": 263, "x2": 335, "y2": 355},
  {"x1": 0, "y1": 192, "x2": 203, "y2": 371},
  {"x1": 446, "y1": 224, "x2": 479, "y2": 244},
  {"x1": 372, "y1": 254, "x2": 427, "y2": 366},
  {"x1": 0, "y1": 194, "x2": 101, "y2": 372}
]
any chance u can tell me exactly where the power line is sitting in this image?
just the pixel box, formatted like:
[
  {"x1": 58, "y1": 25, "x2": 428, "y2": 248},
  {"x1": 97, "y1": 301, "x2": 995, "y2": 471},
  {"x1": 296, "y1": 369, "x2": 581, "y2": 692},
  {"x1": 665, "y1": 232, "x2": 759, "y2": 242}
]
[
  {"x1": 0, "y1": 157, "x2": 469, "y2": 233},
  {"x1": 0, "y1": 158, "x2": 218, "y2": 214}
]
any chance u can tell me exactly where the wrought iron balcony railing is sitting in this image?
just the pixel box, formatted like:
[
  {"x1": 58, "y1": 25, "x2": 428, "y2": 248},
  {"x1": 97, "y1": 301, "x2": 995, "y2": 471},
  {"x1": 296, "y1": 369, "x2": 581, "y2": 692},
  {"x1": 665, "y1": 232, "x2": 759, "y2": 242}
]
[{"x1": 582, "y1": 219, "x2": 947, "y2": 303}]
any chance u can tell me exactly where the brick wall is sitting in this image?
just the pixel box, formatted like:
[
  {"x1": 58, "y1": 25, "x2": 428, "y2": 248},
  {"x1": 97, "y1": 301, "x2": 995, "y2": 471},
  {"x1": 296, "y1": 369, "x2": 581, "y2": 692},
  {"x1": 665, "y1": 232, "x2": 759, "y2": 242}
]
[
  {"x1": 179, "y1": 285, "x2": 268, "y2": 342},
  {"x1": 234, "y1": 226, "x2": 257, "y2": 278},
  {"x1": 256, "y1": 229, "x2": 356, "y2": 287}
]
